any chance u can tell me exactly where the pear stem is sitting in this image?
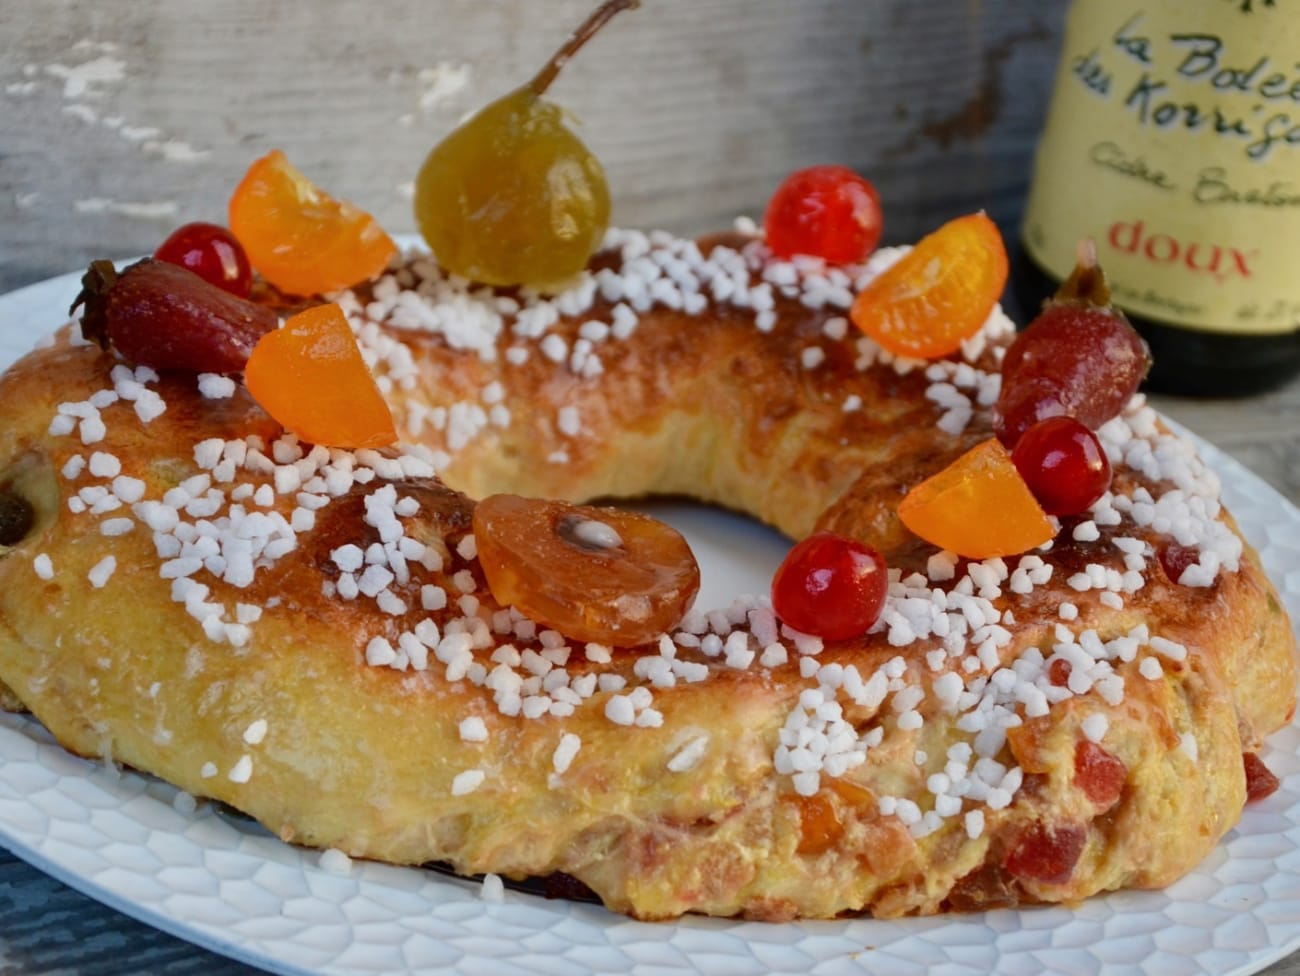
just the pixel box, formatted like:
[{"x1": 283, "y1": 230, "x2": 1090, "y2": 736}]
[
  {"x1": 527, "y1": 0, "x2": 640, "y2": 96},
  {"x1": 1054, "y1": 236, "x2": 1114, "y2": 309}
]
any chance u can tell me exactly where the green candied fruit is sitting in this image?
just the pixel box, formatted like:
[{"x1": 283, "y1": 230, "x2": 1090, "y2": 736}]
[
  {"x1": 413, "y1": 89, "x2": 609, "y2": 291},
  {"x1": 411, "y1": 0, "x2": 636, "y2": 292}
]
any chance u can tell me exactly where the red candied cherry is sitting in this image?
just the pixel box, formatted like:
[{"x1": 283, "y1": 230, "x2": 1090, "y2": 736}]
[
  {"x1": 764, "y1": 165, "x2": 883, "y2": 264},
  {"x1": 155, "y1": 222, "x2": 254, "y2": 298},
  {"x1": 1010, "y1": 416, "x2": 1112, "y2": 517},
  {"x1": 771, "y1": 532, "x2": 888, "y2": 641}
]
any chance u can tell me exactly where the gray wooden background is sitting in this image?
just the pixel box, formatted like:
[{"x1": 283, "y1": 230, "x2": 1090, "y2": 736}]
[
  {"x1": 1, "y1": 0, "x2": 1063, "y2": 295},
  {"x1": 3, "y1": 1, "x2": 1300, "y2": 975}
]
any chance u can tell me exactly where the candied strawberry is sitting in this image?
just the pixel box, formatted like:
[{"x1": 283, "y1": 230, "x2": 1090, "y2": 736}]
[{"x1": 72, "y1": 259, "x2": 277, "y2": 373}]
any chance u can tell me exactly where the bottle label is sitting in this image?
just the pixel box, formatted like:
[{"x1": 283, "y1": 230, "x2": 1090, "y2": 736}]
[{"x1": 1022, "y1": 0, "x2": 1300, "y2": 336}]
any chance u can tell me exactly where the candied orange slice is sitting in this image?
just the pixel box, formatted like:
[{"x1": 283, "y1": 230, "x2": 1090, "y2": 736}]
[
  {"x1": 228, "y1": 150, "x2": 397, "y2": 296},
  {"x1": 850, "y1": 212, "x2": 1008, "y2": 359},
  {"x1": 898, "y1": 438, "x2": 1053, "y2": 559},
  {"x1": 244, "y1": 303, "x2": 396, "y2": 449},
  {"x1": 473, "y1": 494, "x2": 700, "y2": 647}
]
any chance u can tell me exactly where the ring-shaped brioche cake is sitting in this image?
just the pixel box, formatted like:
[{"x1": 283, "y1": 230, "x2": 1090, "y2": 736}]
[{"x1": 0, "y1": 226, "x2": 1296, "y2": 921}]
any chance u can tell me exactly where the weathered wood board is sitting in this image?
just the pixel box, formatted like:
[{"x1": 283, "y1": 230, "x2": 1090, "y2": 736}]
[{"x1": 1, "y1": 0, "x2": 1065, "y2": 293}]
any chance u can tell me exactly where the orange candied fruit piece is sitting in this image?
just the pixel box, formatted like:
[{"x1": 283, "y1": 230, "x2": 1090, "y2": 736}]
[
  {"x1": 228, "y1": 150, "x2": 397, "y2": 296},
  {"x1": 849, "y1": 212, "x2": 1008, "y2": 359},
  {"x1": 898, "y1": 438, "x2": 1054, "y2": 559},
  {"x1": 245, "y1": 303, "x2": 397, "y2": 449}
]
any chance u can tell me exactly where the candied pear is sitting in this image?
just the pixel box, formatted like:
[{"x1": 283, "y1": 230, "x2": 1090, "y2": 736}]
[{"x1": 413, "y1": 0, "x2": 637, "y2": 290}]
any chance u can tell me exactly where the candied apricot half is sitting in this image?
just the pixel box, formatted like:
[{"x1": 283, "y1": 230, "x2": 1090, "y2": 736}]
[
  {"x1": 850, "y1": 211, "x2": 1008, "y2": 359},
  {"x1": 229, "y1": 150, "x2": 397, "y2": 296},
  {"x1": 244, "y1": 303, "x2": 397, "y2": 449},
  {"x1": 897, "y1": 438, "x2": 1054, "y2": 559},
  {"x1": 472, "y1": 495, "x2": 700, "y2": 647}
]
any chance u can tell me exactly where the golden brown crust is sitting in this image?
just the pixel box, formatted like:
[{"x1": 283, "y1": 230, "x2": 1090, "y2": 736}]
[{"x1": 0, "y1": 239, "x2": 1295, "y2": 920}]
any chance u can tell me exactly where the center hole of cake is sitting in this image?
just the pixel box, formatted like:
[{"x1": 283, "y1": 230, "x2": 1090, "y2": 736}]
[{"x1": 0, "y1": 489, "x2": 35, "y2": 547}]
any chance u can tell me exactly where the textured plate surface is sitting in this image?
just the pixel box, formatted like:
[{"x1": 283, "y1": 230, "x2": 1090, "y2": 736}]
[{"x1": 1, "y1": 271, "x2": 1299, "y2": 976}]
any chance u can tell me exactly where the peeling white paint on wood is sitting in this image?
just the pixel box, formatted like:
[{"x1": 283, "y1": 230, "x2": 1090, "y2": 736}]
[{"x1": 0, "y1": 0, "x2": 1067, "y2": 294}]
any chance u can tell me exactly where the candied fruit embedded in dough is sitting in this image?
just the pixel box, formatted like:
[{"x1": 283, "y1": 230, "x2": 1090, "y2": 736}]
[
  {"x1": 1004, "y1": 820, "x2": 1086, "y2": 885},
  {"x1": 1074, "y1": 740, "x2": 1126, "y2": 810},
  {"x1": 789, "y1": 790, "x2": 845, "y2": 856}
]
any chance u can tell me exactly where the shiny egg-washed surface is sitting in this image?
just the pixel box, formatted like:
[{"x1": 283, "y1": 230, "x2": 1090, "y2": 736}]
[{"x1": 0, "y1": 239, "x2": 1294, "y2": 946}]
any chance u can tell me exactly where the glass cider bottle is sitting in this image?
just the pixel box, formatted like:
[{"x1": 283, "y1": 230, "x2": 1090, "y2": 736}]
[{"x1": 1019, "y1": 0, "x2": 1300, "y2": 395}]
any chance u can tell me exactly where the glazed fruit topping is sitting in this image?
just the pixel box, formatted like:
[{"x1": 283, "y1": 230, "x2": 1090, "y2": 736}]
[
  {"x1": 850, "y1": 212, "x2": 1008, "y2": 359},
  {"x1": 1243, "y1": 752, "x2": 1280, "y2": 802},
  {"x1": 72, "y1": 258, "x2": 278, "y2": 373},
  {"x1": 472, "y1": 494, "x2": 699, "y2": 647},
  {"x1": 764, "y1": 165, "x2": 883, "y2": 264},
  {"x1": 771, "y1": 532, "x2": 888, "y2": 641},
  {"x1": 229, "y1": 149, "x2": 397, "y2": 296},
  {"x1": 414, "y1": 0, "x2": 637, "y2": 290},
  {"x1": 996, "y1": 240, "x2": 1151, "y2": 447},
  {"x1": 1010, "y1": 416, "x2": 1112, "y2": 517},
  {"x1": 1004, "y1": 820, "x2": 1086, "y2": 885},
  {"x1": 898, "y1": 438, "x2": 1054, "y2": 559},
  {"x1": 154, "y1": 222, "x2": 253, "y2": 298},
  {"x1": 244, "y1": 303, "x2": 397, "y2": 449}
]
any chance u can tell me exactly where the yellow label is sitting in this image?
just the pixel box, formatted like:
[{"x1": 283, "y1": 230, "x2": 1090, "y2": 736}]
[{"x1": 1022, "y1": 0, "x2": 1300, "y2": 335}]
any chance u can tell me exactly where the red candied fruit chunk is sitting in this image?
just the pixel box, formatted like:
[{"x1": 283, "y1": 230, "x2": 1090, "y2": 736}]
[
  {"x1": 1158, "y1": 543, "x2": 1199, "y2": 585},
  {"x1": 1074, "y1": 740, "x2": 1127, "y2": 810},
  {"x1": 154, "y1": 222, "x2": 254, "y2": 298},
  {"x1": 1048, "y1": 659, "x2": 1073, "y2": 687},
  {"x1": 1004, "y1": 821, "x2": 1087, "y2": 885},
  {"x1": 1011, "y1": 416, "x2": 1112, "y2": 517},
  {"x1": 764, "y1": 165, "x2": 883, "y2": 264},
  {"x1": 1243, "y1": 752, "x2": 1281, "y2": 802},
  {"x1": 771, "y1": 533, "x2": 888, "y2": 641}
]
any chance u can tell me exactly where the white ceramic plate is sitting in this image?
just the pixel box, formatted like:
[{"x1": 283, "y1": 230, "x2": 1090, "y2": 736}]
[{"x1": 1, "y1": 271, "x2": 1299, "y2": 976}]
